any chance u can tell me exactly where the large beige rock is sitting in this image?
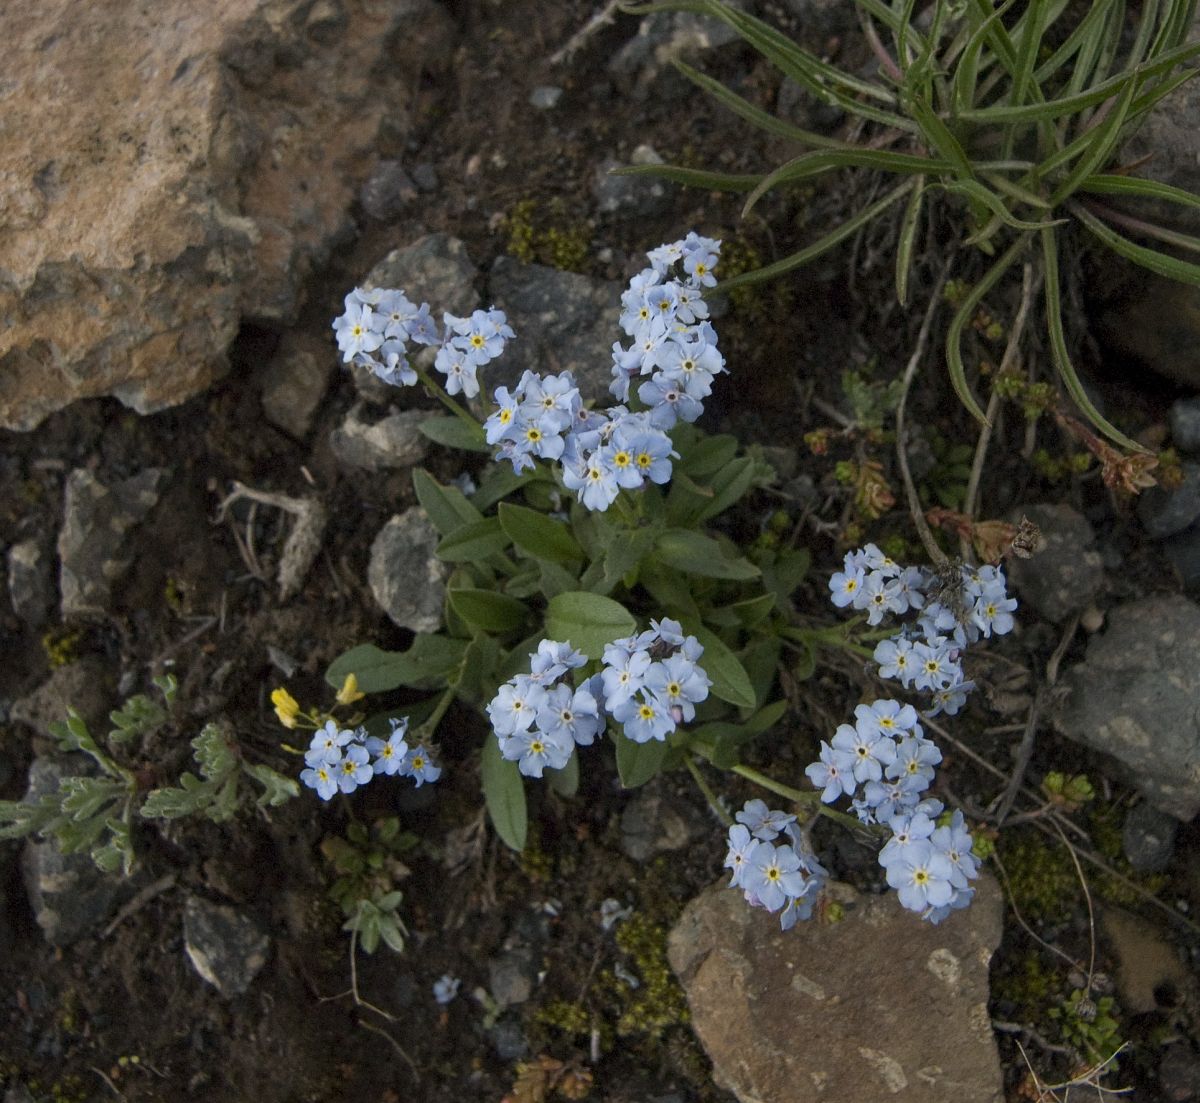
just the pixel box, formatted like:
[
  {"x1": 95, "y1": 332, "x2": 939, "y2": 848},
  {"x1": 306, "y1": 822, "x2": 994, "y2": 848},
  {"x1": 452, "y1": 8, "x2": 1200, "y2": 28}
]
[
  {"x1": 669, "y1": 876, "x2": 1005, "y2": 1103},
  {"x1": 0, "y1": 0, "x2": 452, "y2": 430}
]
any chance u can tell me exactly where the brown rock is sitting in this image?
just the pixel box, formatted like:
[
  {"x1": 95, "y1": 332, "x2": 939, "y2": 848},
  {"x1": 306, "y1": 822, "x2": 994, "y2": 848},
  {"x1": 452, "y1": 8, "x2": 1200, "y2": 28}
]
[
  {"x1": 0, "y1": 0, "x2": 453, "y2": 431},
  {"x1": 669, "y1": 876, "x2": 1005, "y2": 1103}
]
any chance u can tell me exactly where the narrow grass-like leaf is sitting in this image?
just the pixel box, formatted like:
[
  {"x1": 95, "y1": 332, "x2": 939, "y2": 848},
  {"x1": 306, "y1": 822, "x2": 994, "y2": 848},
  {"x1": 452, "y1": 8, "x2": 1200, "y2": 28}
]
[
  {"x1": 1037, "y1": 0, "x2": 1120, "y2": 88},
  {"x1": 960, "y1": 41, "x2": 1200, "y2": 125},
  {"x1": 699, "y1": 0, "x2": 896, "y2": 103},
  {"x1": 895, "y1": 179, "x2": 924, "y2": 307},
  {"x1": 1128, "y1": 67, "x2": 1200, "y2": 123},
  {"x1": 1010, "y1": 0, "x2": 1051, "y2": 111},
  {"x1": 1078, "y1": 173, "x2": 1200, "y2": 212},
  {"x1": 1040, "y1": 226, "x2": 1148, "y2": 452},
  {"x1": 1069, "y1": 200, "x2": 1200, "y2": 283},
  {"x1": 693, "y1": 0, "x2": 915, "y2": 131},
  {"x1": 673, "y1": 60, "x2": 852, "y2": 148},
  {"x1": 717, "y1": 180, "x2": 914, "y2": 293},
  {"x1": 609, "y1": 163, "x2": 759, "y2": 193},
  {"x1": 951, "y1": 0, "x2": 1018, "y2": 115},
  {"x1": 944, "y1": 180, "x2": 1065, "y2": 241},
  {"x1": 1049, "y1": 82, "x2": 1137, "y2": 206},
  {"x1": 907, "y1": 97, "x2": 974, "y2": 179},
  {"x1": 741, "y1": 148, "x2": 945, "y2": 218},
  {"x1": 945, "y1": 234, "x2": 1032, "y2": 425}
]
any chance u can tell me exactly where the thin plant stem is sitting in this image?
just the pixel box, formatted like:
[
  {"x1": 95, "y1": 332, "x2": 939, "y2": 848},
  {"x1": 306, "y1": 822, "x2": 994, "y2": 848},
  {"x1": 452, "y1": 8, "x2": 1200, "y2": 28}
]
[
  {"x1": 417, "y1": 685, "x2": 457, "y2": 741},
  {"x1": 684, "y1": 754, "x2": 733, "y2": 827},
  {"x1": 961, "y1": 261, "x2": 1040, "y2": 560},
  {"x1": 895, "y1": 257, "x2": 955, "y2": 568},
  {"x1": 412, "y1": 364, "x2": 481, "y2": 428}
]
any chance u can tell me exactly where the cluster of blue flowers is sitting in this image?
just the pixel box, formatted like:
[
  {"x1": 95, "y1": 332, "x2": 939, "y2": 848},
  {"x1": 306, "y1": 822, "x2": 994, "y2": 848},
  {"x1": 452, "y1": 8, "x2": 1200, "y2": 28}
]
[
  {"x1": 485, "y1": 621, "x2": 712, "y2": 776},
  {"x1": 724, "y1": 799, "x2": 828, "y2": 930},
  {"x1": 299, "y1": 717, "x2": 441, "y2": 800},
  {"x1": 333, "y1": 287, "x2": 515, "y2": 399},
  {"x1": 829, "y1": 544, "x2": 1017, "y2": 716},
  {"x1": 803, "y1": 698, "x2": 980, "y2": 922},
  {"x1": 600, "y1": 618, "x2": 711, "y2": 743},
  {"x1": 486, "y1": 234, "x2": 727, "y2": 511}
]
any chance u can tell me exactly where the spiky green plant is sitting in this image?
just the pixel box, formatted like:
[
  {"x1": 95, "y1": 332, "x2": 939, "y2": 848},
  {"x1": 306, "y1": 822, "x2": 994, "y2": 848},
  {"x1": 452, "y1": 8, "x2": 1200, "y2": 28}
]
[{"x1": 620, "y1": 0, "x2": 1200, "y2": 452}]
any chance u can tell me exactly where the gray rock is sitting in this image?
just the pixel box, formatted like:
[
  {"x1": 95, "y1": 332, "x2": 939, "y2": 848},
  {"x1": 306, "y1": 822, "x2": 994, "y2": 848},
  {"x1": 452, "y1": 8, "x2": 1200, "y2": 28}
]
[
  {"x1": 11, "y1": 659, "x2": 113, "y2": 739},
  {"x1": 620, "y1": 789, "x2": 699, "y2": 862},
  {"x1": 1159, "y1": 1044, "x2": 1200, "y2": 1102},
  {"x1": 1100, "y1": 906, "x2": 1196, "y2": 1014},
  {"x1": 609, "y1": 7, "x2": 742, "y2": 93},
  {"x1": 7, "y1": 539, "x2": 54, "y2": 628},
  {"x1": 363, "y1": 233, "x2": 479, "y2": 319},
  {"x1": 1006, "y1": 503, "x2": 1104, "y2": 622},
  {"x1": 669, "y1": 876, "x2": 1004, "y2": 1103},
  {"x1": 486, "y1": 257, "x2": 623, "y2": 407},
  {"x1": 260, "y1": 332, "x2": 334, "y2": 439},
  {"x1": 367, "y1": 507, "x2": 446, "y2": 633},
  {"x1": 488, "y1": 1016, "x2": 529, "y2": 1061},
  {"x1": 1139, "y1": 462, "x2": 1200, "y2": 539},
  {"x1": 1054, "y1": 596, "x2": 1200, "y2": 820},
  {"x1": 411, "y1": 163, "x2": 439, "y2": 192},
  {"x1": 19, "y1": 757, "x2": 122, "y2": 945},
  {"x1": 779, "y1": 0, "x2": 856, "y2": 35},
  {"x1": 1122, "y1": 802, "x2": 1178, "y2": 873},
  {"x1": 359, "y1": 160, "x2": 417, "y2": 221},
  {"x1": 488, "y1": 946, "x2": 536, "y2": 1008},
  {"x1": 529, "y1": 85, "x2": 563, "y2": 110},
  {"x1": 592, "y1": 146, "x2": 674, "y2": 220},
  {"x1": 183, "y1": 895, "x2": 269, "y2": 997},
  {"x1": 58, "y1": 467, "x2": 168, "y2": 618},
  {"x1": 1171, "y1": 396, "x2": 1200, "y2": 454},
  {"x1": 330, "y1": 404, "x2": 430, "y2": 471}
]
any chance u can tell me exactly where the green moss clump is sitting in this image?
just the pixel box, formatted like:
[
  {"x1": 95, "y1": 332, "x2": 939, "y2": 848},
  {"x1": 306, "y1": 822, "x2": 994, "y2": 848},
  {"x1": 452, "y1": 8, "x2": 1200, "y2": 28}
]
[
  {"x1": 503, "y1": 199, "x2": 590, "y2": 273},
  {"x1": 41, "y1": 627, "x2": 83, "y2": 669},
  {"x1": 610, "y1": 913, "x2": 690, "y2": 1039},
  {"x1": 997, "y1": 829, "x2": 1078, "y2": 923}
]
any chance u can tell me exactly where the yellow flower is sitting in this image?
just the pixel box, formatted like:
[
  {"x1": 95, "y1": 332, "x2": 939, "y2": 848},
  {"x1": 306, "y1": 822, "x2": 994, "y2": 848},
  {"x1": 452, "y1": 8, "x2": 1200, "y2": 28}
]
[
  {"x1": 271, "y1": 687, "x2": 300, "y2": 729},
  {"x1": 335, "y1": 673, "x2": 365, "y2": 706}
]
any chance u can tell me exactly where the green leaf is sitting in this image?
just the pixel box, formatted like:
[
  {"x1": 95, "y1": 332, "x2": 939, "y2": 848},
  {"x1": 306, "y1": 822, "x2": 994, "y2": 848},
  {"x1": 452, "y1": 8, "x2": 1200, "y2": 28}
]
[
  {"x1": 537, "y1": 559, "x2": 579, "y2": 599},
  {"x1": 610, "y1": 163, "x2": 760, "y2": 193},
  {"x1": 1040, "y1": 224, "x2": 1152, "y2": 451},
  {"x1": 654, "y1": 529, "x2": 760, "y2": 581},
  {"x1": 1078, "y1": 173, "x2": 1200, "y2": 212},
  {"x1": 1071, "y1": 199, "x2": 1200, "y2": 283},
  {"x1": 689, "y1": 625, "x2": 757, "y2": 709},
  {"x1": 716, "y1": 180, "x2": 914, "y2": 293},
  {"x1": 708, "y1": 592, "x2": 776, "y2": 630},
  {"x1": 672, "y1": 59, "x2": 853, "y2": 148},
  {"x1": 448, "y1": 589, "x2": 529, "y2": 634},
  {"x1": 471, "y1": 464, "x2": 541, "y2": 512},
  {"x1": 638, "y1": 559, "x2": 701, "y2": 620},
  {"x1": 741, "y1": 147, "x2": 945, "y2": 218},
  {"x1": 895, "y1": 180, "x2": 925, "y2": 307},
  {"x1": 759, "y1": 547, "x2": 811, "y2": 607},
  {"x1": 544, "y1": 591, "x2": 636, "y2": 659},
  {"x1": 596, "y1": 526, "x2": 658, "y2": 594},
  {"x1": 692, "y1": 458, "x2": 759, "y2": 524},
  {"x1": 546, "y1": 751, "x2": 579, "y2": 798},
  {"x1": 613, "y1": 730, "x2": 670, "y2": 789},
  {"x1": 417, "y1": 415, "x2": 489, "y2": 453},
  {"x1": 325, "y1": 637, "x2": 468, "y2": 693},
  {"x1": 481, "y1": 737, "x2": 527, "y2": 851},
  {"x1": 676, "y1": 432, "x2": 739, "y2": 477},
  {"x1": 498, "y1": 502, "x2": 584, "y2": 565},
  {"x1": 435, "y1": 518, "x2": 513, "y2": 562},
  {"x1": 242, "y1": 763, "x2": 300, "y2": 807},
  {"x1": 412, "y1": 468, "x2": 483, "y2": 537},
  {"x1": 695, "y1": 700, "x2": 789, "y2": 769}
]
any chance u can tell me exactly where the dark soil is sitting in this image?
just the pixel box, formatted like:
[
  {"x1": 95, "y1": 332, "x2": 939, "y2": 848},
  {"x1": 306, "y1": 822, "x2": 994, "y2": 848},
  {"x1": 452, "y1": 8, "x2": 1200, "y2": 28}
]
[{"x1": 2, "y1": 2, "x2": 1198, "y2": 1102}]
